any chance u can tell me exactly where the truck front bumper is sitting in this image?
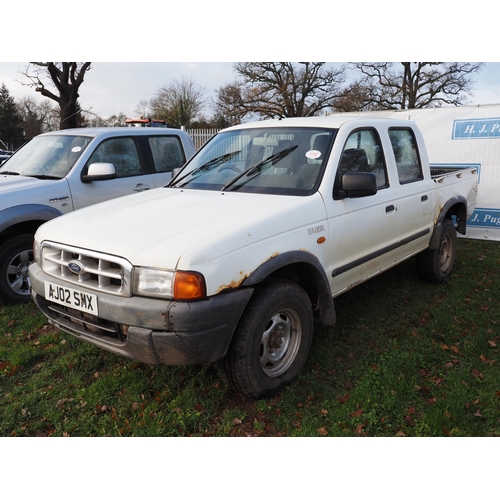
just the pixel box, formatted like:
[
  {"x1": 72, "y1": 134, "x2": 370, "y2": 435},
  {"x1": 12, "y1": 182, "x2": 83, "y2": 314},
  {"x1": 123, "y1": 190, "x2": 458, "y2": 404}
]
[{"x1": 29, "y1": 263, "x2": 253, "y2": 366}]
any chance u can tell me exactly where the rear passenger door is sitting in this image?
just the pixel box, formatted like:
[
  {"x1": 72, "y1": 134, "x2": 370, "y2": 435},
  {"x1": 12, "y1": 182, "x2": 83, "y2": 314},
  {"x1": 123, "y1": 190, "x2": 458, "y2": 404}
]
[
  {"x1": 387, "y1": 127, "x2": 435, "y2": 261},
  {"x1": 147, "y1": 135, "x2": 188, "y2": 187}
]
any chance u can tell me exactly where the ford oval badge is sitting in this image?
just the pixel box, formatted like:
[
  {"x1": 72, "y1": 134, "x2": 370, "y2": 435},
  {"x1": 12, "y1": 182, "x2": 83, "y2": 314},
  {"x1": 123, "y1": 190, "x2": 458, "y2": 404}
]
[{"x1": 68, "y1": 260, "x2": 85, "y2": 275}]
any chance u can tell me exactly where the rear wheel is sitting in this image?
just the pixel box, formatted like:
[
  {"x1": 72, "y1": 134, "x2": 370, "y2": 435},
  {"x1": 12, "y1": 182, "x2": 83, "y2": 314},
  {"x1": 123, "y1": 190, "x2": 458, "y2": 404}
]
[
  {"x1": 221, "y1": 279, "x2": 314, "y2": 399},
  {"x1": 0, "y1": 234, "x2": 35, "y2": 304},
  {"x1": 416, "y1": 219, "x2": 457, "y2": 283}
]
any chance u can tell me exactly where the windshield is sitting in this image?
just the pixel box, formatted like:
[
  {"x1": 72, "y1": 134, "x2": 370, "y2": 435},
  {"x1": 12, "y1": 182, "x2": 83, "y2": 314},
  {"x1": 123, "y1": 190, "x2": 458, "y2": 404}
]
[
  {"x1": 0, "y1": 134, "x2": 92, "y2": 179},
  {"x1": 170, "y1": 127, "x2": 336, "y2": 195}
]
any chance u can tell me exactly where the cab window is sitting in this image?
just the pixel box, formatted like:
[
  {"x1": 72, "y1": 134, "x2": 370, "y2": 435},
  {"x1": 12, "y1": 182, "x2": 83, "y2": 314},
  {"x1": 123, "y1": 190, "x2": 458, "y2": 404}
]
[
  {"x1": 389, "y1": 128, "x2": 423, "y2": 183},
  {"x1": 86, "y1": 137, "x2": 142, "y2": 177},
  {"x1": 337, "y1": 128, "x2": 388, "y2": 189}
]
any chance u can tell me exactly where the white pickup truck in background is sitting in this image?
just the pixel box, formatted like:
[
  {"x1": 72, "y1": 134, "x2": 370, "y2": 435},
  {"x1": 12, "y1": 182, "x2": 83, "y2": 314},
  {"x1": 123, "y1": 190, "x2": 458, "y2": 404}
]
[
  {"x1": 29, "y1": 116, "x2": 478, "y2": 399},
  {"x1": 0, "y1": 127, "x2": 195, "y2": 304}
]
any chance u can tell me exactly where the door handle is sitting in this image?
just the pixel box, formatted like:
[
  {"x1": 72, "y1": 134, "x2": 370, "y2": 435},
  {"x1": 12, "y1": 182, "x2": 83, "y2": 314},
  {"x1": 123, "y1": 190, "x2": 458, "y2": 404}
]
[
  {"x1": 386, "y1": 205, "x2": 395, "y2": 213},
  {"x1": 134, "y1": 184, "x2": 150, "y2": 192},
  {"x1": 421, "y1": 195, "x2": 428, "y2": 202}
]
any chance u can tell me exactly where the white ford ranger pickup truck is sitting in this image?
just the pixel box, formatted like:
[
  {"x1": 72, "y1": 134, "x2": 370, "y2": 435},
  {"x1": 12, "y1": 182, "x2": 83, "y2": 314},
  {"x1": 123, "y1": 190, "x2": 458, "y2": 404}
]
[
  {"x1": 29, "y1": 116, "x2": 478, "y2": 399},
  {"x1": 0, "y1": 127, "x2": 195, "y2": 304}
]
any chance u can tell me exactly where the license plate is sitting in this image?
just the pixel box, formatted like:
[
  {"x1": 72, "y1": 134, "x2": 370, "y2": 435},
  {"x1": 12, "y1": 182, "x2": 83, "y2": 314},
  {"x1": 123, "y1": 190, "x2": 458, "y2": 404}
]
[{"x1": 45, "y1": 281, "x2": 98, "y2": 316}]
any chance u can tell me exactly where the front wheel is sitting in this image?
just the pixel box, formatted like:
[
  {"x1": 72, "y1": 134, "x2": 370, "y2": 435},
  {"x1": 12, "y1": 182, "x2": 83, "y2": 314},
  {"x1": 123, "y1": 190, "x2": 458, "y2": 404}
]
[
  {"x1": 0, "y1": 234, "x2": 35, "y2": 304},
  {"x1": 221, "y1": 279, "x2": 314, "y2": 399},
  {"x1": 416, "y1": 219, "x2": 457, "y2": 283}
]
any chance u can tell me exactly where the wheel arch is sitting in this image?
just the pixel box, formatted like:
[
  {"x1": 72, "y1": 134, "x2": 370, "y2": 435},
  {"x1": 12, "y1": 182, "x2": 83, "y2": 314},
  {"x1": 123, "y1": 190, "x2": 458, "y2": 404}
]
[
  {"x1": 428, "y1": 196, "x2": 467, "y2": 251},
  {"x1": 0, "y1": 204, "x2": 63, "y2": 245},
  {"x1": 241, "y1": 250, "x2": 336, "y2": 326}
]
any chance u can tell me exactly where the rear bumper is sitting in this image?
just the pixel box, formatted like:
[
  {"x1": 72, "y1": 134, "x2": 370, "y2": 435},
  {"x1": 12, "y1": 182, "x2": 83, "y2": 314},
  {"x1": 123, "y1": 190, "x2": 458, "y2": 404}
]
[{"x1": 29, "y1": 263, "x2": 253, "y2": 365}]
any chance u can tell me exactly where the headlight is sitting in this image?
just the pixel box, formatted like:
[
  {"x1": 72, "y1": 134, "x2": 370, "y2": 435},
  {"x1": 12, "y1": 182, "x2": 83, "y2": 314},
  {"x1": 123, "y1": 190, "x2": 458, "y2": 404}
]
[
  {"x1": 132, "y1": 267, "x2": 206, "y2": 300},
  {"x1": 133, "y1": 267, "x2": 174, "y2": 298},
  {"x1": 33, "y1": 238, "x2": 42, "y2": 265}
]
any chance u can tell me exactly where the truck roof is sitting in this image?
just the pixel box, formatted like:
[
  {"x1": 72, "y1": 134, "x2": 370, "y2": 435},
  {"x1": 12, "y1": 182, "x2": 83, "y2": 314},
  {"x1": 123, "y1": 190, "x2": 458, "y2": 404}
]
[
  {"x1": 37, "y1": 127, "x2": 188, "y2": 139},
  {"x1": 225, "y1": 115, "x2": 415, "y2": 131}
]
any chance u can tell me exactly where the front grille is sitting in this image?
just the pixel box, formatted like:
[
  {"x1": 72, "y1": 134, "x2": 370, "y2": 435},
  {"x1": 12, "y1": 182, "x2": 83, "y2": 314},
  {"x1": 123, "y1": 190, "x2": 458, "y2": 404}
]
[{"x1": 41, "y1": 242, "x2": 133, "y2": 296}]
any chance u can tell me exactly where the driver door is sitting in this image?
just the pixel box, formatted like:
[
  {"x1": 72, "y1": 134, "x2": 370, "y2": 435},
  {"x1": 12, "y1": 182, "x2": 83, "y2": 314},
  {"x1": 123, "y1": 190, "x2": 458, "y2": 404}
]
[
  {"x1": 323, "y1": 127, "x2": 402, "y2": 296},
  {"x1": 71, "y1": 137, "x2": 155, "y2": 210}
]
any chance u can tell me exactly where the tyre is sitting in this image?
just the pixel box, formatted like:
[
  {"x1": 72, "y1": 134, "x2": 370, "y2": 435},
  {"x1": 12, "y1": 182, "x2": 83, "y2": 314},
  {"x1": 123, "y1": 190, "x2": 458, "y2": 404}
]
[
  {"x1": 0, "y1": 234, "x2": 35, "y2": 304},
  {"x1": 416, "y1": 219, "x2": 457, "y2": 283},
  {"x1": 221, "y1": 279, "x2": 314, "y2": 399}
]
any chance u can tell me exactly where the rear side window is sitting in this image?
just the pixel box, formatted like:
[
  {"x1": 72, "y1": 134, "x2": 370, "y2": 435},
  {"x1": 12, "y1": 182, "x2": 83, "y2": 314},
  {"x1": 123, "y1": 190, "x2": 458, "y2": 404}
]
[
  {"x1": 149, "y1": 136, "x2": 186, "y2": 172},
  {"x1": 389, "y1": 128, "x2": 423, "y2": 184}
]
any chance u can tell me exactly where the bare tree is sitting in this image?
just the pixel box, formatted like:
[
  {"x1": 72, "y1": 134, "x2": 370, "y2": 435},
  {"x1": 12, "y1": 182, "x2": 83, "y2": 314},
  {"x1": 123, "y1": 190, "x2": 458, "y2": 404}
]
[
  {"x1": 336, "y1": 62, "x2": 484, "y2": 111},
  {"x1": 16, "y1": 96, "x2": 60, "y2": 139},
  {"x1": 330, "y1": 80, "x2": 381, "y2": 113},
  {"x1": 214, "y1": 62, "x2": 347, "y2": 123},
  {"x1": 0, "y1": 84, "x2": 24, "y2": 149},
  {"x1": 19, "y1": 62, "x2": 92, "y2": 129},
  {"x1": 211, "y1": 83, "x2": 246, "y2": 125},
  {"x1": 85, "y1": 112, "x2": 128, "y2": 128},
  {"x1": 134, "y1": 100, "x2": 150, "y2": 118},
  {"x1": 149, "y1": 76, "x2": 206, "y2": 128}
]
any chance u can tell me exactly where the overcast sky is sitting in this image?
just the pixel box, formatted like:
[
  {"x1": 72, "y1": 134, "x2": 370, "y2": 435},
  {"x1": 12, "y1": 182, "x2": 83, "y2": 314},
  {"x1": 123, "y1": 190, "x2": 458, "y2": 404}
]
[
  {"x1": 1, "y1": 62, "x2": 500, "y2": 120},
  {"x1": 2, "y1": 3, "x2": 499, "y2": 120}
]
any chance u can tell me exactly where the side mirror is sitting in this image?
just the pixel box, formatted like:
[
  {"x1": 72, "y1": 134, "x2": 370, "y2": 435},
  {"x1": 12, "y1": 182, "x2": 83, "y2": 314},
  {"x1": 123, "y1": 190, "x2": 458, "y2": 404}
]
[
  {"x1": 82, "y1": 162, "x2": 116, "y2": 182},
  {"x1": 338, "y1": 172, "x2": 377, "y2": 199}
]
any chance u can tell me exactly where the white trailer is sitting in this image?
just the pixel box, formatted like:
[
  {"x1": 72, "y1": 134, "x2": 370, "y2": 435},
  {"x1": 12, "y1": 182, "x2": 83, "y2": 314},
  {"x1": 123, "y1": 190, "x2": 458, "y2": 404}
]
[{"x1": 339, "y1": 105, "x2": 500, "y2": 241}]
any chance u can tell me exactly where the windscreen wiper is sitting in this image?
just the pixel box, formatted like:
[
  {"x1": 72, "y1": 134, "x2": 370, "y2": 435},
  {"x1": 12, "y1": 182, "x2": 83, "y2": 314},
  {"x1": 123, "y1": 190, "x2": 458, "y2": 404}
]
[
  {"x1": 0, "y1": 171, "x2": 20, "y2": 175},
  {"x1": 27, "y1": 174, "x2": 62, "y2": 180},
  {"x1": 168, "y1": 150, "x2": 241, "y2": 187},
  {"x1": 222, "y1": 145, "x2": 298, "y2": 191}
]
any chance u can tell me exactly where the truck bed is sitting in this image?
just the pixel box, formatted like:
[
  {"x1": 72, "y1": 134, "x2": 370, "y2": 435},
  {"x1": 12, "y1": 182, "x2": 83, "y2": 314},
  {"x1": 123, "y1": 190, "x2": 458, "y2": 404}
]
[{"x1": 430, "y1": 165, "x2": 477, "y2": 180}]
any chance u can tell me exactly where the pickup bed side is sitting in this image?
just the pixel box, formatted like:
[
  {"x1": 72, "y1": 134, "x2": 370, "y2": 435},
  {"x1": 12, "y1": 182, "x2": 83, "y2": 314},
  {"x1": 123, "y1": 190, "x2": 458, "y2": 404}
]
[{"x1": 426, "y1": 167, "x2": 478, "y2": 248}]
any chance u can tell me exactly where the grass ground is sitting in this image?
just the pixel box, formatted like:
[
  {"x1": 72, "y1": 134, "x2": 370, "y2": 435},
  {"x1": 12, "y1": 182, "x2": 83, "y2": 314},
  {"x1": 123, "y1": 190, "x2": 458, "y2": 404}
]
[{"x1": 1, "y1": 239, "x2": 499, "y2": 437}]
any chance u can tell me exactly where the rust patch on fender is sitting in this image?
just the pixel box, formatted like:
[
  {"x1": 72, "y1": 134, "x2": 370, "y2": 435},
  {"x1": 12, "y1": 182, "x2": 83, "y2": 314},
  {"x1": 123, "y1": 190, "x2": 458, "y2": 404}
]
[
  {"x1": 434, "y1": 207, "x2": 443, "y2": 225},
  {"x1": 216, "y1": 271, "x2": 249, "y2": 294},
  {"x1": 215, "y1": 252, "x2": 280, "y2": 294}
]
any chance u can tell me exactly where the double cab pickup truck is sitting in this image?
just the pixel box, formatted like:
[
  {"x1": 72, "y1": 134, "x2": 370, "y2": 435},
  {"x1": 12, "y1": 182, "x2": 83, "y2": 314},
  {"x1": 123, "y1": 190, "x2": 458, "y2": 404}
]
[
  {"x1": 0, "y1": 127, "x2": 195, "y2": 304},
  {"x1": 29, "y1": 116, "x2": 478, "y2": 398}
]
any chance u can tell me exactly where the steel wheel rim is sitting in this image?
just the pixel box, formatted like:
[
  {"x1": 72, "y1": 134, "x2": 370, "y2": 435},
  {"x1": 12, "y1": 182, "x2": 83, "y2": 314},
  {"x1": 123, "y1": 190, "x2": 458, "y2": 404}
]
[
  {"x1": 439, "y1": 232, "x2": 453, "y2": 273},
  {"x1": 6, "y1": 249, "x2": 33, "y2": 297},
  {"x1": 259, "y1": 307, "x2": 302, "y2": 377}
]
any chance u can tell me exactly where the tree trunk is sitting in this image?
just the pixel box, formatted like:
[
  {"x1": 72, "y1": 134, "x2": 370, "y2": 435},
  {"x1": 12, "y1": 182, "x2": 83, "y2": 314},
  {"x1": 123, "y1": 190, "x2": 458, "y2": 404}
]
[{"x1": 28, "y1": 62, "x2": 91, "y2": 130}]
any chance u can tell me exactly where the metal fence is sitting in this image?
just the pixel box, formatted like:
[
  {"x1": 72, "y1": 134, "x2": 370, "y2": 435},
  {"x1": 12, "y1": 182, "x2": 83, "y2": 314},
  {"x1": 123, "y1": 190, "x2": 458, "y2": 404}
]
[{"x1": 183, "y1": 128, "x2": 221, "y2": 150}]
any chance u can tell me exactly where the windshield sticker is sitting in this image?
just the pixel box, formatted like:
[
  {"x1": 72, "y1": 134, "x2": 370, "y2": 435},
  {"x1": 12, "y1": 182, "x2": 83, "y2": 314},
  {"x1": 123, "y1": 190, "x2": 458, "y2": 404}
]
[
  {"x1": 306, "y1": 150, "x2": 321, "y2": 160},
  {"x1": 71, "y1": 147, "x2": 82, "y2": 153}
]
